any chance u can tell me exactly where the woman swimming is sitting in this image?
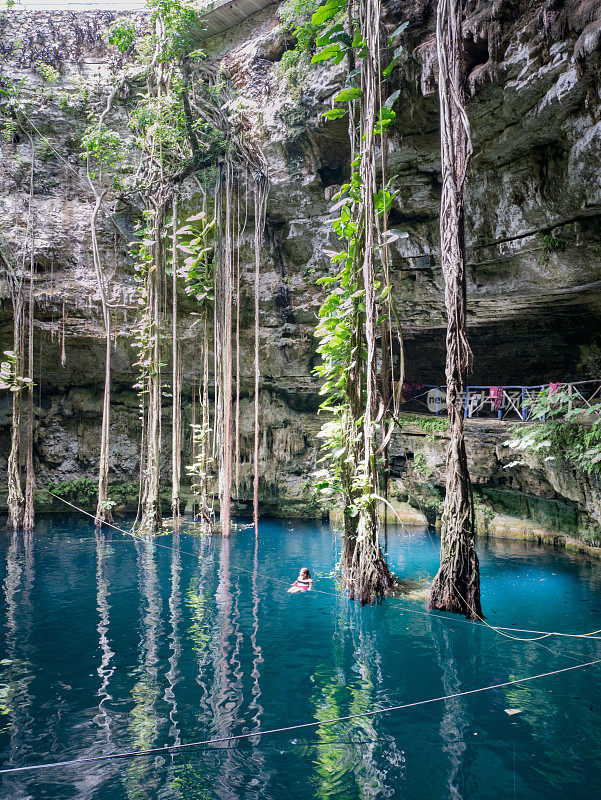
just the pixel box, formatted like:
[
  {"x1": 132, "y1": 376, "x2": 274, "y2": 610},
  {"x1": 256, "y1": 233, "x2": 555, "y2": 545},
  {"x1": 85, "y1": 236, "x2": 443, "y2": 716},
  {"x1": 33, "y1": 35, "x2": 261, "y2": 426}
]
[{"x1": 288, "y1": 567, "x2": 313, "y2": 593}]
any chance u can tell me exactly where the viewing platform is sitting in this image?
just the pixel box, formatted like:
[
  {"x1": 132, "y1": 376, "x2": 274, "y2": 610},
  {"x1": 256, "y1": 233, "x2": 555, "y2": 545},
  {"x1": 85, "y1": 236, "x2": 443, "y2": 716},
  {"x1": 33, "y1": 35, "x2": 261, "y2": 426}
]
[{"x1": 398, "y1": 380, "x2": 601, "y2": 422}]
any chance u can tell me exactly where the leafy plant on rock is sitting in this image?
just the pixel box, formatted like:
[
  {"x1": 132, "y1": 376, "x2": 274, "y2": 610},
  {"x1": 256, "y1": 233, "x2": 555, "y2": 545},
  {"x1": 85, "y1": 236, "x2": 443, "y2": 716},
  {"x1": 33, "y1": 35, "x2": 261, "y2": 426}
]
[{"x1": 505, "y1": 385, "x2": 601, "y2": 478}]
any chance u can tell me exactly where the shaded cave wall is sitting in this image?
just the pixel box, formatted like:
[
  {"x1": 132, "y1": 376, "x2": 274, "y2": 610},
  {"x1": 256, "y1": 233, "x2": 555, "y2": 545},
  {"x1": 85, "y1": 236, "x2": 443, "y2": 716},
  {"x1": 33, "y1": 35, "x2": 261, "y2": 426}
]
[{"x1": 0, "y1": 1, "x2": 601, "y2": 534}]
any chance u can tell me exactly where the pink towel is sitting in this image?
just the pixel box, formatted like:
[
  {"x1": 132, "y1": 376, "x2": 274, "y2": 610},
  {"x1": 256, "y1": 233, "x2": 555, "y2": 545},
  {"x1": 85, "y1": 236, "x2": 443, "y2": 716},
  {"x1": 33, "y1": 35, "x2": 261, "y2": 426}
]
[{"x1": 489, "y1": 386, "x2": 504, "y2": 412}]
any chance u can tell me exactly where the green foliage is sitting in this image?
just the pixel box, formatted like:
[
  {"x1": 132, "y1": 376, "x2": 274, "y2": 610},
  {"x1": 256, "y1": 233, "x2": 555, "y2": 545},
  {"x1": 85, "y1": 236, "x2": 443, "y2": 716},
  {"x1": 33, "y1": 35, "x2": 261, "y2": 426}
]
[
  {"x1": 35, "y1": 138, "x2": 53, "y2": 161},
  {"x1": 0, "y1": 350, "x2": 31, "y2": 392},
  {"x1": 281, "y1": 0, "x2": 322, "y2": 51},
  {"x1": 413, "y1": 451, "x2": 433, "y2": 477},
  {"x1": 109, "y1": 483, "x2": 139, "y2": 506},
  {"x1": 48, "y1": 478, "x2": 98, "y2": 506},
  {"x1": 186, "y1": 422, "x2": 215, "y2": 495},
  {"x1": 108, "y1": 19, "x2": 138, "y2": 53},
  {"x1": 312, "y1": 6, "x2": 408, "y2": 518},
  {"x1": 505, "y1": 385, "x2": 601, "y2": 477},
  {"x1": 129, "y1": 84, "x2": 189, "y2": 162},
  {"x1": 130, "y1": 214, "x2": 162, "y2": 399},
  {"x1": 176, "y1": 211, "x2": 216, "y2": 307},
  {"x1": 34, "y1": 61, "x2": 60, "y2": 85},
  {"x1": 127, "y1": 76, "x2": 224, "y2": 176},
  {"x1": 539, "y1": 232, "x2": 570, "y2": 265},
  {"x1": 278, "y1": 0, "x2": 323, "y2": 95},
  {"x1": 81, "y1": 124, "x2": 129, "y2": 185},
  {"x1": 0, "y1": 77, "x2": 26, "y2": 120},
  {"x1": 148, "y1": 0, "x2": 203, "y2": 62},
  {"x1": 401, "y1": 413, "x2": 449, "y2": 442},
  {"x1": 48, "y1": 479, "x2": 138, "y2": 510},
  {"x1": 0, "y1": 116, "x2": 16, "y2": 143}
]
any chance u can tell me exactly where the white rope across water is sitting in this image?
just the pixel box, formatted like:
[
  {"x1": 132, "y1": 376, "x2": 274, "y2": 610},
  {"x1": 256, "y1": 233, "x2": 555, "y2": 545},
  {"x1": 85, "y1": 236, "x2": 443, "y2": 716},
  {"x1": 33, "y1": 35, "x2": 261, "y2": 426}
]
[
  {"x1": 0, "y1": 659, "x2": 599, "y2": 775},
  {"x1": 41, "y1": 490, "x2": 601, "y2": 642}
]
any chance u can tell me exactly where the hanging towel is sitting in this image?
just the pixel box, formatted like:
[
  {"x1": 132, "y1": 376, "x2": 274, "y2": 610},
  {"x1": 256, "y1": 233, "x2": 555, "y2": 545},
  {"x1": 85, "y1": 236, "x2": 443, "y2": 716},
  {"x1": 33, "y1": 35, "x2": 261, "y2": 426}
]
[{"x1": 489, "y1": 386, "x2": 504, "y2": 412}]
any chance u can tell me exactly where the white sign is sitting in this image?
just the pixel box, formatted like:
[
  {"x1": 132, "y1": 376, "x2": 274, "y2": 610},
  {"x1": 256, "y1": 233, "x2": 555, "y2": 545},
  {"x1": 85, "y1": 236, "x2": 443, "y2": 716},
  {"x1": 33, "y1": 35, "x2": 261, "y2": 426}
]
[{"x1": 427, "y1": 387, "x2": 447, "y2": 414}]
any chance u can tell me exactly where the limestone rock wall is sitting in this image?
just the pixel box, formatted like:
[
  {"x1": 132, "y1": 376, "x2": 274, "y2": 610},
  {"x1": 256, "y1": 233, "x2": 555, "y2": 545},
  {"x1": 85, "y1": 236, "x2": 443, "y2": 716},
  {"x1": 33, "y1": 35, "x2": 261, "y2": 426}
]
[{"x1": 1, "y1": 2, "x2": 601, "y2": 531}]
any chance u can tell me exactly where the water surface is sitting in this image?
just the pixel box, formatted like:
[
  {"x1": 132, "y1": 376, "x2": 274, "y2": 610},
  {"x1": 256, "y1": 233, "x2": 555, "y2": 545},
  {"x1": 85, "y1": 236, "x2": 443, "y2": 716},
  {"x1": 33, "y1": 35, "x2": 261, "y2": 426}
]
[{"x1": 0, "y1": 516, "x2": 600, "y2": 800}]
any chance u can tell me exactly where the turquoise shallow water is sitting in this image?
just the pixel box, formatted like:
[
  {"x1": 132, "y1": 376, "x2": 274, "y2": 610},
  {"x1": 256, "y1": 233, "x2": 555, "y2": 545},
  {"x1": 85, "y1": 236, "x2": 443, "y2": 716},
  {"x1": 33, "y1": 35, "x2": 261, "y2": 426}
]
[{"x1": 0, "y1": 516, "x2": 601, "y2": 800}]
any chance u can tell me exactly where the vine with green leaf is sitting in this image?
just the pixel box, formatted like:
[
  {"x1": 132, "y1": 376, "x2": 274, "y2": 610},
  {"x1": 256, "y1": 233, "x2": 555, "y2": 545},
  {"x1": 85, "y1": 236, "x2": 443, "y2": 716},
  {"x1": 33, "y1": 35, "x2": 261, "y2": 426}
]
[
  {"x1": 178, "y1": 208, "x2": 217, "y2": 531},
  {"x1": 312, "y1": 0, "x2": 408, "y2": 603},
  {"x1": 81, "y1": 0, "x2": 269, "y2": 534}
]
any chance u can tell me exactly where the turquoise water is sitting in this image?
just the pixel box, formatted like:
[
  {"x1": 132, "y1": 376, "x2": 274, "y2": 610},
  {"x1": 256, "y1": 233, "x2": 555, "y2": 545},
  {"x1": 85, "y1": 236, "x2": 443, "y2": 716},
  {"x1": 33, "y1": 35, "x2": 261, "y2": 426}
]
[{"x1": 0, "y1": 517, "x2": 601, "y2": 800}]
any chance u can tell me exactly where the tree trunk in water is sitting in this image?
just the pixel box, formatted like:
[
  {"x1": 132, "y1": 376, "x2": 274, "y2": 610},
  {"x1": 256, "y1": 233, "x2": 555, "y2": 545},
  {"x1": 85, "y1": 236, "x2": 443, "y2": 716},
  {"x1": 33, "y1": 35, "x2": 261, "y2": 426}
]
[
  {"x1": 340, "y1": 0, "x2": 393, "y2": 606},
  {"x1": 428, "y1": 0, "x2": 482, "y2": 620},
  {"x1": 171, "y1": 194, "x2": 181, "y2": 521},
  {"x1": 7, "y1": 300, "x2": 24, "y2": 530},
  {"x1": 23, "y1": 254, "x2": 35, "y2": 531}
]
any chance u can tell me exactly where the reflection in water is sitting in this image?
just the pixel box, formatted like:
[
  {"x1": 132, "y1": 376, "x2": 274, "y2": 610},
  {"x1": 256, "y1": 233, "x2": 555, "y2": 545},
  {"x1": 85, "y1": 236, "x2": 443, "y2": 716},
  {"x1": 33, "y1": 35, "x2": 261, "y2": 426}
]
[
  {"x1": 163, "y1": 529, "x2": 183, "y2": 799},
  {"x1": 250, "y1": 539, "x2": 264, "y2": 730},
  {"x1": 349, "y1": 616, "x2": 404, "y2": 796},
  {"x1": 2, "y1": 521, "x2": 601, "y2": 800},
  {"x1": 311, "y1": 599, "x2": 402, "y2": 799},
  {"x1": 125, "y1": 538, "x2": 164, "y2": 799},
  {"x1": 94, "y1": 529, "x2": 115, "y2": 742},
  {"x1": 248, "y1": 538, "x2": 269, "y2": 796},
  {"x1": 431, "y1": 624, "x2": 470, "y2": 800},
  {"x1": 213, "y1": 537, "x2": 247, "y2": 800},
  {"x1": 166, "y1": 528, "x2": 182, "y2": 746},
  {"x1": 2, "y1": 533, "x2": 35, "y2": 763}
]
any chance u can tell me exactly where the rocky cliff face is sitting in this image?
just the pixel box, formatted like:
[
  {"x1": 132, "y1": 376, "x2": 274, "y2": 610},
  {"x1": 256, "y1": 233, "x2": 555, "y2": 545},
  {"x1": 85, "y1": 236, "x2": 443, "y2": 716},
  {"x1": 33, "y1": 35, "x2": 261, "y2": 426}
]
[{"x1": 0, "y1": 1, "x2": 600, "y2": 538}]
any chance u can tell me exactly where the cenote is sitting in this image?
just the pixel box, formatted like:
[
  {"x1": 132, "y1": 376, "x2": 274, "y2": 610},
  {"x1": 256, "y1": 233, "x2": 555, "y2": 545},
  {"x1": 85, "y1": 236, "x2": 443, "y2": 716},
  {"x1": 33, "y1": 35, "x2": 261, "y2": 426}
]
[
  {"x1": 0, "y1": 516, "x2": 600, "y2": 799},
  {"x1": 4, "y1": 0, "x2": 601, "y2": 798}
]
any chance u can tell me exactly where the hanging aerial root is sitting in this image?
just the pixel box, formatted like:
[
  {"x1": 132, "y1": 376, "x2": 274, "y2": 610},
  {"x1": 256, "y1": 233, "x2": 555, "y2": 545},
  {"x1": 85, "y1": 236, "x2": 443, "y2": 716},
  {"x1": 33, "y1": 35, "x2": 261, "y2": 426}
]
[{"x1": 428, "y1": 0, "x2": 482, "y2": 620}]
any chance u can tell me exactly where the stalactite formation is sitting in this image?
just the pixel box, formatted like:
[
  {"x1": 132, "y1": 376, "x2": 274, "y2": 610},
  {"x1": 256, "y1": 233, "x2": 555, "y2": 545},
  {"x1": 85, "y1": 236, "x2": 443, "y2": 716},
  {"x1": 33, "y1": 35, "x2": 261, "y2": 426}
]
[{"x1": 428, "y1": 0, "x2": 482, "y2": 620}]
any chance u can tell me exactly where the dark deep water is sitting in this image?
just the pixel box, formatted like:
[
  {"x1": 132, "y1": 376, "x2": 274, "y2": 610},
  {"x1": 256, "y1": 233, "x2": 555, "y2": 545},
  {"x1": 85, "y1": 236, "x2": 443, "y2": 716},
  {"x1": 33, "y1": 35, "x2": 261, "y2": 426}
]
[{"x1": 0, "y1": 516, "x2": 601, "y2": 800}]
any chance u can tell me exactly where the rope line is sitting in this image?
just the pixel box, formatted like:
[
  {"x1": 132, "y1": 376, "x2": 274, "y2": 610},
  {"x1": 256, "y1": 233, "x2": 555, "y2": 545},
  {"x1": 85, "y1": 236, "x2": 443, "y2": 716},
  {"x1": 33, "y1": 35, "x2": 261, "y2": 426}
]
[
  {"x1": 424, "y1": 528, "x2": 553, "y2": 642},
  {"x1": 42, "y1": 490, "x2": 601, "y2": 642},
  {"x1": 423, "y1": 528, "x2": 601, "y2": 642},
  {"x1": 0, "y1": 659, "x2": 598, "y2": 776}
]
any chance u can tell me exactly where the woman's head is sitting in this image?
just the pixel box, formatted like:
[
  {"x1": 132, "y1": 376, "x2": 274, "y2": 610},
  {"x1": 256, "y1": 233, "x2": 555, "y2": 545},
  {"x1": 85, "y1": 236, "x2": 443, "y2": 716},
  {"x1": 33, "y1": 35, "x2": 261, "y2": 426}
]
[{"x1": 299, "y1": 567, "x2": 311, "y2": 579}]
